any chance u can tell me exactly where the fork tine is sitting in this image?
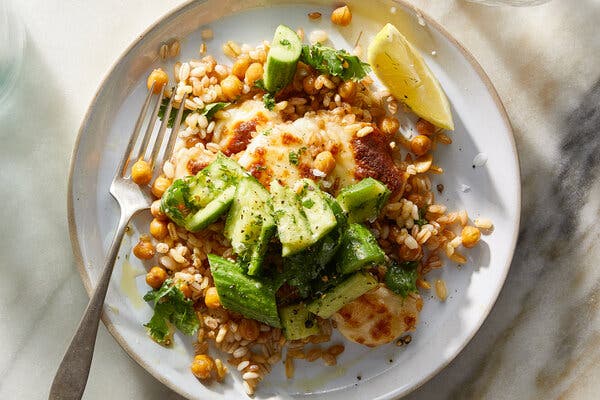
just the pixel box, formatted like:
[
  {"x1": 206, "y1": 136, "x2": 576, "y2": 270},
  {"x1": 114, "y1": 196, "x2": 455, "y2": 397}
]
[
  {"x1": 154, "y1": 93, "x2": 188, "y2": 172},
  {"x1": 116, "y1": 83, "x2": 156, "y2": 177},
  {"x1": 148, "y1": 87, "x2": 176, "y2": 167},
  {"x1": 133, "y1": 84, "x2": 165, "y2": 163}
]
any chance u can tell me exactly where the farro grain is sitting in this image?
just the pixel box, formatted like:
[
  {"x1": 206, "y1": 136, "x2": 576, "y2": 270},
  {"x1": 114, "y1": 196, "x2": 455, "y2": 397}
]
[{"x1": 435, "y1": 279, "x2": 448, "y2": 301}]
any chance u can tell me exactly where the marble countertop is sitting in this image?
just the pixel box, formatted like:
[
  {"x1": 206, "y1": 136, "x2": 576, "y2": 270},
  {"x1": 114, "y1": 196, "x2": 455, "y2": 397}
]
[{"x1": 2, "y1": 0, "x2": 599, "y2": 399}]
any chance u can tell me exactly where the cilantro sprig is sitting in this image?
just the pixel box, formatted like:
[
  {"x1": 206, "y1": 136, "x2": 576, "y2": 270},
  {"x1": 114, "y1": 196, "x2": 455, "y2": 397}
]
[
  {"x1": 143, "y1": 279, "x2": 200, "y2": 345},
  {"x1": 300, "y1": 43, "x2": 371, "y2": 81}
]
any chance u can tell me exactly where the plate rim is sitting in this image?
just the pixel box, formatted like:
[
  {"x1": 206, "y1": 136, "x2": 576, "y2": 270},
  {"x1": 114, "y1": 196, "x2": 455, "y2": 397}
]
[{"x1": 67, "y1": 0, "x2": 521, "y2": 398}]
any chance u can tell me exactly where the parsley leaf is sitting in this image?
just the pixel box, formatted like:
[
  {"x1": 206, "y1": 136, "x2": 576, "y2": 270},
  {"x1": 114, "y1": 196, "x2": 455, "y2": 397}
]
[
  {"x1": 253, "y1": 79, "x2": 268, "y2": 91},
  {"x1": 143, "y1": 279, "x2": 200, "y2": 345},
  {"x1": 414, "y1": 207, "x2": 428, "y2": 226},
  {"x1": 300, "y1": 44, "x2": 371, "y2": 81},
  {"x1": 288, "y1": 147, "x2": 306, "y2": 165},
  {"x1": 384, "y1": 261, "x2": 419, "y2": 298},
  {"x1": 158, "y1": 99, "x2": 230, "y2": 128},
  {"x1": 263, "y1": 93, "x2": 275, "y2": 111}
]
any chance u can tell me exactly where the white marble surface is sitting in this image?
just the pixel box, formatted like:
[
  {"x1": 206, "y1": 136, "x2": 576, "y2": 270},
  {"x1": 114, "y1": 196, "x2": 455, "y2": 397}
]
[{"x1": 1, "y1": 0, "x2": 599, "y2": 399}]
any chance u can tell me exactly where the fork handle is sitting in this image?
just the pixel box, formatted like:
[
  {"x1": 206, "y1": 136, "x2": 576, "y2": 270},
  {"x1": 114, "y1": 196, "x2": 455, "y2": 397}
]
[{"x1": 49, "y1": 213, "x2": 131, "y2": 400}]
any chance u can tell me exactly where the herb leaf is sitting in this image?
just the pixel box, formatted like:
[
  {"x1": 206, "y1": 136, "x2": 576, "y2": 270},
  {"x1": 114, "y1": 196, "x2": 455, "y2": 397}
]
[
  {"x1": 143, "y1": 279, "x2": 200, "y2": 345},
  {"x1": 158, "y1": 99, "x2": 230, "y2": 128},
  {"x1": 263, "y1": 93, "x2": 275, "y2": 111},
  {"x1": 384, "y1": 261, "x2": 418, "y2": 298},
  {"x1": 300, "y1": 44, "x2": 371, "y2": 81}
]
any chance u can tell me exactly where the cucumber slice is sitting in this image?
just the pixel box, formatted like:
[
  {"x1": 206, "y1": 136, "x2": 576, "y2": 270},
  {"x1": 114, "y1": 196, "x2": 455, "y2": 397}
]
[
  {"x1": 298, "y1": 179, "x2": 338, "y2": 243},
  {"x1": 270, "y1": 180, "x2": 313, "y2": 257},
  {"x1": 336, "y1": 177, "x2": 390, "y2": 223},
  {"x1": 184, "y1": 186, "x2": 236, "y2": 232},
  {"x1": 224, "y1": 177, "x2": 275, "y2": 275},
  {"x1": 189, "y1": 153, "x2": 247, "y2": 208},
  {"x1": 263, "y1": 25, "x2": 302, "y2": 93},
  {"x1": 209, "y1": 255, "x2": 281, "y2": 328},
  {"x1": 279, "y1": 303, "x2": 320, "y2": 340},
  {"x1": 337, "y1": 223, "x2": 386, "y2": 275},
  {"x1": 307, "y1": 272, "x2": 378, "y2": 318}
]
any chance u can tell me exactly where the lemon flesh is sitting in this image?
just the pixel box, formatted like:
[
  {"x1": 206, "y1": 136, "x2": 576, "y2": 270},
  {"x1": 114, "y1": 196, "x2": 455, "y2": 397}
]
[{"x1": 368, "y1": 23, "x2": 454, "y2": 130}]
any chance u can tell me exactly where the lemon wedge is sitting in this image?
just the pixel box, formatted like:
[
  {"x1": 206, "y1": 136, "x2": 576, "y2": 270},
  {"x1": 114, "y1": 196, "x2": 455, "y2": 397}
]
[{"x1": 368, "y1": 23, "x2": 454, "y2": 130}]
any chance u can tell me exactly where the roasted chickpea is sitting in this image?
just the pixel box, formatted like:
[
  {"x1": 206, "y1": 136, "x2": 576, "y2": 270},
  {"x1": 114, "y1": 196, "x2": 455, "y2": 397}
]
[
  {"x1": 145, "y1": 266, "x2": 167, "y2": 289},
  {"x1": 178, "y1": 282, "x2": 193, "y2": 298},
  {"x1": 416, "y1": 118, "x2": 436, "y2": 136},
  {"x1": 149, "y1": 218, "x2": 168, "y2": 240},
  {"x1": 151, "y1": 176, "x2": 172, "y2": 198},
  {"x1": 380, "y1": 116, "x2": 400, "y2": 135},
  {"x1": 331, "y1": 5, "x2": 352, "y2": 26},
  {"x1": 204, "y1": 287, "x2": 221, "y2": 309},
  {"x1": 238, "y1": 318, "x2": 260, "y2": 341},
  {"x1": 133, "y1": 238, "x2": 155, "y2": 260},
  {"x1": 131, "y1": 159, "x2": 153, "y2": 186},
  {"x1": 231, "y1": 55, "x2": 251, "y2": 79},
  {"x1": 337, "y1": 80, "x2": 356, "y2": 101},
  {"x1": 244, "y1": 62, "x2": 264, "y2": 86},
  {"x1": 461, "y1": 226, "x2": 481, "y2": 248},
  {"x1": 150, "y1": 200, "x2": 167, "y2": 220},
  {"x1": 314, "y1": 151, "x2": 335, "y2": 175},
  {"x1": 147, "y1": 68, "x2": 169, "y2": 93},
  {"x1": 410, "y1": 135, "x2": 432, "y2": 156},
  {"x1": 191, "y1": 354, "x2": 215, "y2": 380},
  {"x1": 220, "y1": 75, "x2": 243, "y2": 100}
]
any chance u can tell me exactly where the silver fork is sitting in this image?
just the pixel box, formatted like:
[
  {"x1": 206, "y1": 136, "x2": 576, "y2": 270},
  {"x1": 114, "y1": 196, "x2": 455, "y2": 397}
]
[{"x1": 49, "y1": 85, "x2": 187, "y2": 400}]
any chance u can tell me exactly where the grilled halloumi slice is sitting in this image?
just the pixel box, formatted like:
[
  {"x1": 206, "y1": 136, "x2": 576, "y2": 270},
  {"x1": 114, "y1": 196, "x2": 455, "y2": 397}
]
[{"x1": 332, "y1": 286, "x2": 423, "y2": 347}]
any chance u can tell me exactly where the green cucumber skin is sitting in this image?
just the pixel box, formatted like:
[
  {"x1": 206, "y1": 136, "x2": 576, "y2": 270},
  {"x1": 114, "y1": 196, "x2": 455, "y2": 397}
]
[
  {"x1": 271, "y1": 180, "x2": 314, "y2": 257},
  {"x1": 336, "y1": 177, "x2": 390, "y2": 223},
  {"x1": 184, "y1": 186, "x2": 236, "y2": 232},
  {"x1": 298, "y1": 179, "x2": 338, "y2": 242},
  {"x1": 307, "y1": 272, "x2": 378, "y2": 318},
  {"x1": 337, "y1": 223, "x2": 386, "y2": 275},
  {"x1": 279, "y1": 303, "x2": 320, "y2": 340},
  {"x1": 209, "y1": 255, "x2": 281, "y2": 328},
  {"x1": 263, "y1": 25, "x2": 302, "y2": 93}
]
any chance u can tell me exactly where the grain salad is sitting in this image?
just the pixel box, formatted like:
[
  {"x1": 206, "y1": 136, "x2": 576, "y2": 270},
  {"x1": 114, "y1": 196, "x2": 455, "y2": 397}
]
[{"x1": 130, "y1": 13, "x2": 492, "y2": 397}]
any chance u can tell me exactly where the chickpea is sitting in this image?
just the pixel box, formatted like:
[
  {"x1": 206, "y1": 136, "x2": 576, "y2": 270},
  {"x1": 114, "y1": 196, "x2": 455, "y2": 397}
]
[
  {"x1": 133, "y1": 238, "x2": 155, "y2": 260},
  {"x1": 149, "y1": 218, "x2": 168, "y2": 240},
  {"x1": 150, "y1": 200, "x2": 167, "y2": 220},
  {"x1": 302, "y1": 75, "x2": 318, "y2": 95},
  {"x1": 461, "y1": 226, "x2": 481, "y2": 248},
  {"x1": 131, "y1": 159, "x2": 153, "y2": 186},
  {"x1": 337, "y1": 80, "x2": 356, "y2": 101},
  {"x1": 178, "y1": 282, "x2": 193, "y2": 298},
  {"x1": 314, "y1": 151, "x2": 335, "y2": 175},
  {"x1": 145, "y1": 266, "x2": 167, "y2": 289},
  {"x1": 238, "y1": 318, "x2": 260, "y2": 341},
  {"x1": 410, "y1": 135, "x2": 432, "y2": 156},
  {"x1": 416, "y1": 118, "x2": 436, "y2": 136},
  {"x1": 147, "y1": 68, "x2": 169, "y2": 94},
  {"x1": 151, "y1": 176, "x2": 172, "y2": 198},
  {"x1": 220, "y1": 75, "x2": 243, "y2": 100},
  {"x1": 204, "y1": 287, "x2": 221, "y2": 309},
  {"x1": 331, "y1": 5, "x2": 352, "y2": 26},
  {"x1": 191, "y1": 354, "x2": 214, "y2": 380},
  {"x1": 244, "y1": 62, "x2": 264, "y2": 86},
  {"x1": 380, "y1": 116, "x2": 400, "y2": 135},
  {"x1": 231, "y1": 55, "x2": 251, "y2": 79}
]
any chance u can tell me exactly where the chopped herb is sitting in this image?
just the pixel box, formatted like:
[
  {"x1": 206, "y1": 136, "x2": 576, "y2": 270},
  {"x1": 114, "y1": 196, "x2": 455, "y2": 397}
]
[
  {"x1": 143, "y1": 279, "x2": 200, "y2": 345},
  {"x1": 280, "y1": 38, "x2": 291, "y2": 47},
  {"x1": 262, "y1": 128, "x2": 272, "y2": 136},
  {"x1": 263, "y1": 93, "x2": 275, "y2": 111},
  {"x1": 414, "y1": 208, "x2": 428, "y2": 226},
  {"x1": 288, "y1": 147, "x2": 306, "y2": 165},
  {"x1": 253, "y1": 79, "x2": 267, "y2": 91},
  {"x1": 157, "y1": 99, "x2": 230, "y2": 128},
  {"x1": 385, "y1": 261, "x2": 418, "y2": 298},
  {"x1": 302, "y1": 198, "x2": 315, "y2": 209},
  {"x1": 300, "y1": 43, "x2": 371, "y2": 81}
]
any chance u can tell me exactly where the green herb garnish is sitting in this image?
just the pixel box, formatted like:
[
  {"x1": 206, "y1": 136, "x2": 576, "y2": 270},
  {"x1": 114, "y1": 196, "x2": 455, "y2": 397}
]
[
  {"x1": 300, "y1": 43, "x2": 371, "y2": 81},
  {"x1": 288, "y1": 147, "x2": 306, "y2": 165},
  {"x1": 263, "y1": 93, "x2": 275, "y2": 111},
  {"x1": 157, "y1": 99, "x2": 230, "y2": 128},
  {"x1": 143, "y1": 279, "x2": 200, "y2": 345},
  {"x1": 384, "y1": 261, "x2": 418, "y2": 298}
]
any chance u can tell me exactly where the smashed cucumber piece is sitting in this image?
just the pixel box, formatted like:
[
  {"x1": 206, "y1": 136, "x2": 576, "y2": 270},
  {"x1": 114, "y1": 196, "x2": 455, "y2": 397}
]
[
  {"x1": 307, "y1": 272, "x2": 378, "y2": 318},
  {"x1": 336, "y1": 177, "x2": 390, "y2": 223},
  {"x1": 336, "y1": 223, "x2": 386, "y2": 275},
  {"x1": 263, "y1": 25, "x2": 302, "y2": 93}
]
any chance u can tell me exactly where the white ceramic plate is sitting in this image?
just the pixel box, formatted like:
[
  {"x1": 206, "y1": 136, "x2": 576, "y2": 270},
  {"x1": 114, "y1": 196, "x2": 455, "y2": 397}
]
[{"x1": 68, "y1": 1, "x2": 520, "y2": 399}]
